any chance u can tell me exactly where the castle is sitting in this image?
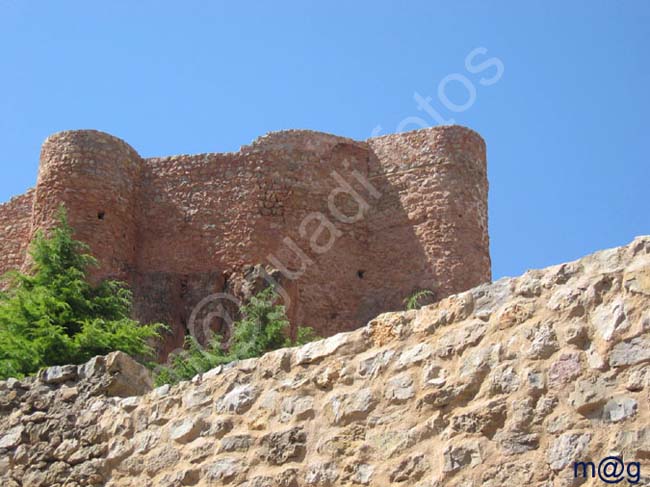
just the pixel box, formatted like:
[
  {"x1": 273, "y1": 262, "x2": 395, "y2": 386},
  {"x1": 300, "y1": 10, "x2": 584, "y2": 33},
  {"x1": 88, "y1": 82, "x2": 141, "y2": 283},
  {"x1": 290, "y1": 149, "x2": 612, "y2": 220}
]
[{"x1": 0, "y1": 125, "x2": 491, "y2": 357}]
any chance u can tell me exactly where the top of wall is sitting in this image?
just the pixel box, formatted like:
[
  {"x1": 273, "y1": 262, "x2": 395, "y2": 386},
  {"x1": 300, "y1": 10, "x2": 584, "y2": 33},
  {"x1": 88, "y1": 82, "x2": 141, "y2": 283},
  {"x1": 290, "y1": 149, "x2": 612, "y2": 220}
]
[{"x1": 1, "y1": 125, "x2": 486, "y2": 207}]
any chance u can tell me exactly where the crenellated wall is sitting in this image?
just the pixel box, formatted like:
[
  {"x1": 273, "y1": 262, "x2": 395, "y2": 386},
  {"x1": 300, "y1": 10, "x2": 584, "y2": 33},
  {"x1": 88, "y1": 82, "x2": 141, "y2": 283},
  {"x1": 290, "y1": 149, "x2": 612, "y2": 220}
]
[{"x1": 0, "y1": 126, "x2": 491, "y2": 357}]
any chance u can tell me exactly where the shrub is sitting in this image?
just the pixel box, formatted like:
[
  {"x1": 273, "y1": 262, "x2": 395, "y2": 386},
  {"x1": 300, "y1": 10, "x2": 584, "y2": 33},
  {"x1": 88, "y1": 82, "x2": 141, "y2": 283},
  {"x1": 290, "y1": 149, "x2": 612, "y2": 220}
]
[
  {"x1": 404, "y1": 289, "x2": 435, "y2": 311},
  {"x1": 0, "y1": 207, "x2": 163, "y2": 380},
  {"x1": 155, "y1": 286, "x2": 319, "y2": 385}
]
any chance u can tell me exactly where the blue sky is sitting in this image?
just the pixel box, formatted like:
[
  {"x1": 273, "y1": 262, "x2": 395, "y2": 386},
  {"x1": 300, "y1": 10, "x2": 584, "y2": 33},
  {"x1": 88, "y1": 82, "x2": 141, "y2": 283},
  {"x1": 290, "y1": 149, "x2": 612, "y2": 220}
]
[{"x1": 0, "y1": 1, "x2": 648, "y2": 279}]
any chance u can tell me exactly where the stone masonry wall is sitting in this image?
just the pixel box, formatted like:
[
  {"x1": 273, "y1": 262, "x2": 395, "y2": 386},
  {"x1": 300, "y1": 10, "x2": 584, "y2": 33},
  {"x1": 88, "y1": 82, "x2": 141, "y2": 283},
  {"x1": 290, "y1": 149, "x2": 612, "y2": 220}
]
[
  {"x1": 0, "y1": 126, "x2": 491, "y2": 357},
  {"x1": 0, "y1": 189, "x2": 35, "y2": 280},
  {"x1": 1, "y1": 236, "x2": 648, "y2": 486}
]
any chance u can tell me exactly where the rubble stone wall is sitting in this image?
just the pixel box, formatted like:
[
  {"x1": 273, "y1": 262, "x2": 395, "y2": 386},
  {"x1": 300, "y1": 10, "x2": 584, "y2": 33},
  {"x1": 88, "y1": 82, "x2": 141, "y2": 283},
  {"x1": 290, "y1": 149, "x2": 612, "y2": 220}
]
[
  {"x1": 0, "y1": 189, "x2": 35, "y2": 281},
  {"x1": 1, "y1": 237, "x2": 648, "y2": 486}
]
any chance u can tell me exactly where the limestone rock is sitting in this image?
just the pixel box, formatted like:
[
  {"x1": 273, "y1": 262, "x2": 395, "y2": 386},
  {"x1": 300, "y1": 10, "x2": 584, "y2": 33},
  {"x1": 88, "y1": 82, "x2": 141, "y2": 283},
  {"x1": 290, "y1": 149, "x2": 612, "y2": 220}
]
[
  {"x1": 203, "y1": 457, "x2": 244, "y2": 483},
  {"x1": 443, "y1": 441, "x2": 482, "y2": 473},
  {"x1": 397, "y1": 343, "x2": 434, "y2": 369},
  {"x1": 548, "y1": 352, "x2": 582, "y2": 388},
  {"x1": 217, "y1": 384, "x2": 260, "y2": 414},
  {"x1": 526, "y1": 322, "x2": 559, "y2": 359},
  {"x1": 40, "y1": 364, "x2": 77, "y2": 384},
  {"x1": 105, "y1": 351, "x2": 154, "y2": 397},
  {"x1": 169, "y1": 416, "x2": 207, "y2": 444},
  {"x1": 609, "y1": 336, "x2": 650, "y2": 367},
  {"x1": 0, "y1": 426, "x2": 23, "y2": 449},
  {"x1": 220, "y1": 434, "x2": 253, "y2": 453},
  {"x1": 259, "y1": 427, "x2": 306, "y2": 465},
  {"x1": 304, "y1": 462, "x2": 339, "y2": 486},
  {"x1": 280, "y1": 395, "x2": 315, "y2": 422},
  {"x1": 547, "y1": 432, "x2": 591, "y2": 471},
  {"x1": 602, "y1": 396, "x2": 637, "y2": 423},
  {"x1": 384, "y1": 373, "x2": 415, "y2": 404},
  {"x1": 349, "y1": 463, "x2": 374, "y2": 485},
  {"x1": 568, "y1": 376, "x2": 611, "y2": 413},
  {"x1": 390, "y1": 454, "x2": 428, "y2": 482},
  {"x1": 295, "y1": 332, "x2": 366, "y2": 365},
  {"x1": 324, "y1": 388, "x2": 377, "y2": 425}
]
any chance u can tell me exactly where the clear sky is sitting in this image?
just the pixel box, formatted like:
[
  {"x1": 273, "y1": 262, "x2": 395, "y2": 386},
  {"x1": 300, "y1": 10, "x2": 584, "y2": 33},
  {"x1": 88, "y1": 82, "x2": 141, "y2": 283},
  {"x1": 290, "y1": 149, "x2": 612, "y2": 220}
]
[{"x1": 0, "y1": 1, "x2": 648, "y2": 279}]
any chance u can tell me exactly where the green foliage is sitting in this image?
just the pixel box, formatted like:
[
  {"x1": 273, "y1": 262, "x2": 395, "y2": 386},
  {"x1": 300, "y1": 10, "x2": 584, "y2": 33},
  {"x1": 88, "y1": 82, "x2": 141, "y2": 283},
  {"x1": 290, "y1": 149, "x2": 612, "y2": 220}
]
[
  {"x1": 0, "y1": 207, "x2": 163, "y2": 380},
  {"x1": 155, "y1": 287, "x2": 319, "y2": 386},
  {"x1": 405, "y1": 289, "x2": 435, "y2": 311}
]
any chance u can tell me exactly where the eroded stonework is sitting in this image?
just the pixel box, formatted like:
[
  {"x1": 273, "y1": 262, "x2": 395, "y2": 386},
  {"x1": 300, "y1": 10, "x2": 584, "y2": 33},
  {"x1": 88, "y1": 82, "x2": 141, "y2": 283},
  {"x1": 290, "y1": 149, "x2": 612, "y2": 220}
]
[
  {"x1": 0, "y1": 126, "x2": 490, "y2": 356},
  {"x1": 1, "y1": 236, "x2": 648, "y2": 486}
]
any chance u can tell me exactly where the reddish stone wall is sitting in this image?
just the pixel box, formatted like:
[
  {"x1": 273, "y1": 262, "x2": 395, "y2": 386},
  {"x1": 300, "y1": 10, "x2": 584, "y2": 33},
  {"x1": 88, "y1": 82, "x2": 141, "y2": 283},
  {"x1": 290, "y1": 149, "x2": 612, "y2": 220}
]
[
  {"x1": 0, "y1": 189, "x2": 34, "y2": 282},
  {"x1": 0, "y1": 126, "x2": 491, "y2": 357},
  {"x1": 32, "y1": 130, "x2": 142, "y2": 282}
]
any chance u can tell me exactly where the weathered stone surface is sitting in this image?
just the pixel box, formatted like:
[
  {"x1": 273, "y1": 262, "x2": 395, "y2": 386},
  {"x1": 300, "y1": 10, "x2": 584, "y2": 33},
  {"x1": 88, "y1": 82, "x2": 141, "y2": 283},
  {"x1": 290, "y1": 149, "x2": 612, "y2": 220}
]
[
  {"x1": 357, "y1": 349, "x2": 394, "y2": 378},
  {"x1": 390, "y1": 453, "x2": 428, "y2": 482},
  {"x1": 548, "y1": 352, "x2": 582, "y2": 388},
  {"x1": 526, "y1": 322, "x2": 559, "y2": 359},
  {"x1": 384, "y1": 372, "x2": 415, "y2": 403},
  {"x1": 259, "y1": 427, "x2": 306, "y2": 465},
  {"x1": 169, "y1": 416, "x2": 206, "y2": 444},
  {"x1": 105, "y1": 351, "x2": 154, "y2": 397},
  {"x1": 40, "y1": 364, "x2": 78, "y2": 384},
  {"x1": 304, "y1": 462, "x2": 339, "y2": 486},
  {"x1": 591, "y1": 296, "x2": 629, "y2": 341},
  {"x1": 568, "y1": 376, "x2": 611, "y2": 413},
  {"x1": 602, "y1": 396, "x2": 638, "y2": 423},
  {"x1": 496, "y1": 432, "x2": 540, "y2": 455},
  {"x1": 280, "y1": 395, "x2": 315, "y2": 422},
  {"x1": 220, "y1": 434, "x2": 253, "y2": 453},
  {"x1": 216, "y1": 384, "x2": 260, "y2": 414},
  {"x1": 182, "y1": 388, "x2": 211, "y2": 409},
  {"x1": 203, "y1": 457, "x2": 244, "y2": 483},
  {"x1": 397, "y1": 343, "x2": 433, "y2": 369},
  {"x1": 0, "y1": 425, "x2": 23, "y2": 449},
  {"x1": 443, "y1": 441, "x2": 482, "y2": 473},
  {"x1": 547, "y1": 432, "x2": 591, "y2": 471},
  {"x1": 324, "y1": 388, "x2": 377, "y2": 425},
  {"x1": 349, "y1": 463, "x2": 374, "y2": 485},
  {"x1": 295, "y1": 332, "x2": 365, "y2": 365},
  {"x1": 0, "y1": 237, "x2": 648, "y2": 487},
  {"x1": 609, "y1": 336, "x2": 650, "y2": 367}
]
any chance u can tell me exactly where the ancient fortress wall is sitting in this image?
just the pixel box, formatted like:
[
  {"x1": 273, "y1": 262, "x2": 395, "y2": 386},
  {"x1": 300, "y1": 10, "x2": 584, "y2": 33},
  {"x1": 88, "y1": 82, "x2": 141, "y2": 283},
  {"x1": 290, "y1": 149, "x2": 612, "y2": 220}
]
[
  {"x1": 0, "y1": 190, "x2": 34, "y2": 276},
  {"x1": 0, "y1": 126, "x2": 490, "y2": 355}
]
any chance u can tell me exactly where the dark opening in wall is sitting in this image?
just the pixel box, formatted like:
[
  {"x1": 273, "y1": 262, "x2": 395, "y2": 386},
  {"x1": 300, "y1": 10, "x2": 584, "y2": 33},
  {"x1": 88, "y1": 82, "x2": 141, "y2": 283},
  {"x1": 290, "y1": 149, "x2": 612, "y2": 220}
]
[
  {"x1": 357, "y1": 270, "x2": 365, "y2": 279},
  {"x1": 97, "y1": 211, "x2": 105, "y2": 220}
]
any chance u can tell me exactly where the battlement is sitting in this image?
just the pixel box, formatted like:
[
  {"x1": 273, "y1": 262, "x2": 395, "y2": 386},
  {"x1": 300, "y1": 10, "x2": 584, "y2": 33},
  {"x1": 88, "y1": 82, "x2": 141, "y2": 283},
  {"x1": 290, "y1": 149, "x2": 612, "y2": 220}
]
[{"x1": 0, "y1": 126, "x2": 491, "y2": 357}]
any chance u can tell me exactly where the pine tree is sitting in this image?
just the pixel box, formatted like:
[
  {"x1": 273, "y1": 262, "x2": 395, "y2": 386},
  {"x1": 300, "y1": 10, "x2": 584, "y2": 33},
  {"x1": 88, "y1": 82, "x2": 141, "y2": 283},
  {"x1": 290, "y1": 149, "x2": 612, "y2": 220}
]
[
  {"x1": 154, "y1": 286, "x2": 318, "y2": 386},
  {"x1": 0, "y1": 207, "x2": 163, "y2": 379}
]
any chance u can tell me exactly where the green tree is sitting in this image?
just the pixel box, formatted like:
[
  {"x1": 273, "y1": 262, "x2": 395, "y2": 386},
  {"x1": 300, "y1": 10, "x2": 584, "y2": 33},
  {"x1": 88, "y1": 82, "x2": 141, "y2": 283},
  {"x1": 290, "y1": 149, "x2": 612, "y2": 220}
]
[
  {"x1": 0, "y1": 207, "x2": 162, "y2": 380},
  {"x1": 155, "y1": 286, "x2": 318, "y2": 386}
]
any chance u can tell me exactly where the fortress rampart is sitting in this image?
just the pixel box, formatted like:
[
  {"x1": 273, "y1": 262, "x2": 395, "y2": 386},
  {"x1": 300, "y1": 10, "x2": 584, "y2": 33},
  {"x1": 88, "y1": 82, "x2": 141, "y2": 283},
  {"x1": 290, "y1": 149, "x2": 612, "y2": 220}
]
[{"x1": 0, "y1": 126, "x2": 491, "y2": 357}]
